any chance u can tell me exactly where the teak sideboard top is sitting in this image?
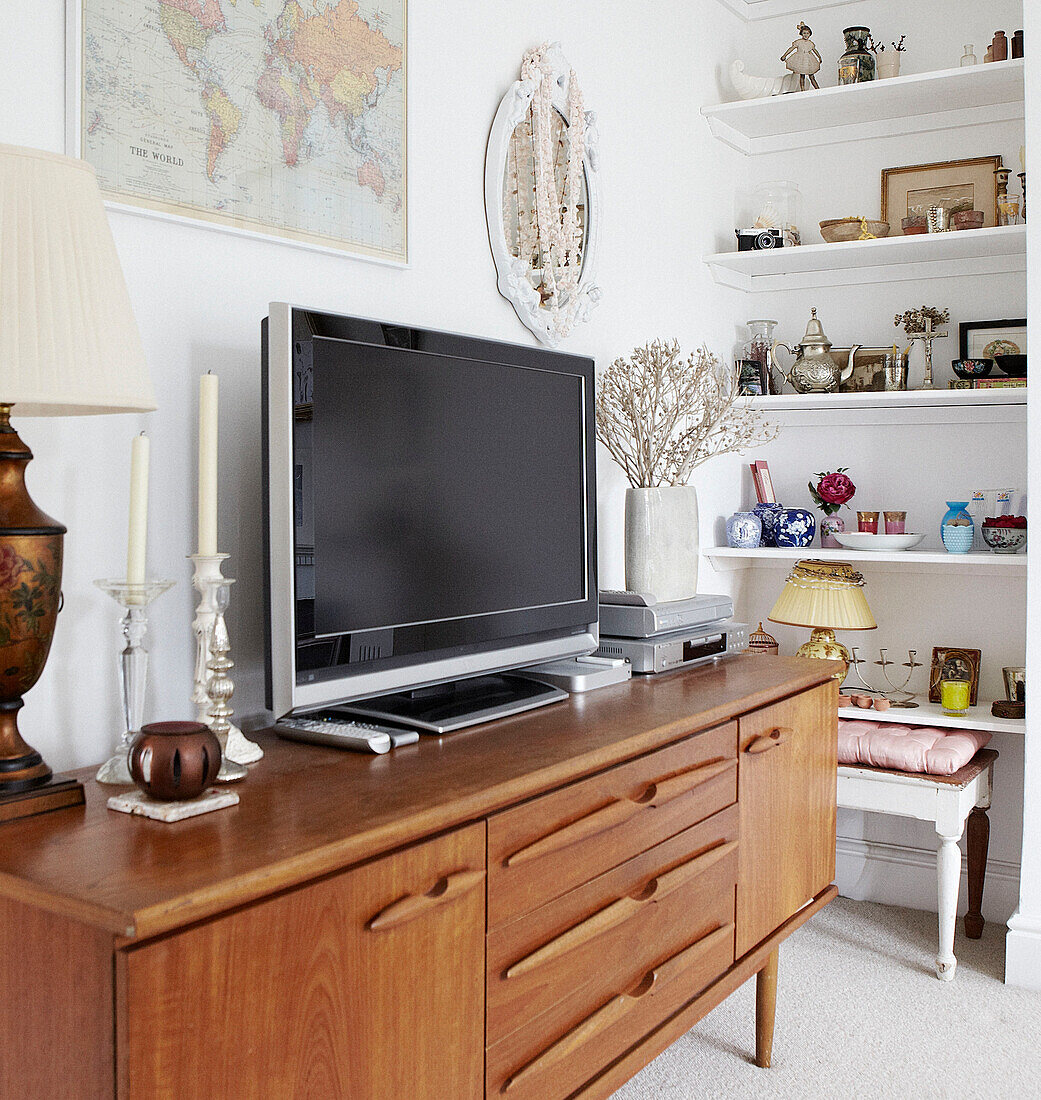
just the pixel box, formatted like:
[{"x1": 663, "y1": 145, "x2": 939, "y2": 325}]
[{"x1": 0, "y1": 655, "x2": 834, "y2": 941}]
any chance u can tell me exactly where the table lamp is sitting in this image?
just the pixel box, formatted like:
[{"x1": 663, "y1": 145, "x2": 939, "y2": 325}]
[
  {"x1": 0, "y1": 144, "x2": 155, "y2": 820},
  {"x1": 768, "y1": 559, "x2": 876, "y2": 680}
]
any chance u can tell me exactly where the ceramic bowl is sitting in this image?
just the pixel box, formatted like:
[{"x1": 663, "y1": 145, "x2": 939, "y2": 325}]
[
  {"x1": 832, "y1": 532, "x2": 925, "y2": 551},
  {"x1": 951, "y1": 358, "x2": 993, "y2": 379},
  {"x1": 994, "y1": 354, "x2": 1027, "y2": 377},
  {"x1": 981, "y1": 524, "x2": 1027, "y2": 554},
  {"x1": 819, "y1": 218, "x2": 890, "y2": 243}
]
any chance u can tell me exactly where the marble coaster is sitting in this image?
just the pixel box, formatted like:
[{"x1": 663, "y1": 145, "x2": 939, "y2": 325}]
[{"x1": 107, "y1": 788, "x2": 239, "y2": 821}]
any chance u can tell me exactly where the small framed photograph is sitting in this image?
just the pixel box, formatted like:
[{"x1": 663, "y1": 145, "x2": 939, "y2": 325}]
[
  {"x1": 839, "y1": 347, "x2": 908, "y2": 393},
  {"x1": 735, "y1": 359, "x2": 769, "y2": 396},
  {"x1": 959, "y1": 318, "x2": 1027, "y2": 359},
  {"x1": 881, "y1": 156, "x2": 1003, "y2": 235},
  {"x1": 928, "y1": 647, "x2": 982, "y2": 706}
]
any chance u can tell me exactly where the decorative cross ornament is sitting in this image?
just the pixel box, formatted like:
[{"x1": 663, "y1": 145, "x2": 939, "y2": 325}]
[{"x1": 907, "y1": 316, "x2": 948, "y2": 390}]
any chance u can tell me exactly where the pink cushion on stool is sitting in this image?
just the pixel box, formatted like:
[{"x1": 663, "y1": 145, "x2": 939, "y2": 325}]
[{"x1": 838, "y1": 719, "x2": 992, "y2": 776}]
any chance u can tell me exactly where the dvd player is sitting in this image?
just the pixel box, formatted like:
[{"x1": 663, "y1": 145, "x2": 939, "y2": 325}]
[
  {"x1": 595, "y1": 621, "x2": 749, "y2": 674},
  {"x1": 598, "y1": 592, "x2": 733, "y2": 638}
]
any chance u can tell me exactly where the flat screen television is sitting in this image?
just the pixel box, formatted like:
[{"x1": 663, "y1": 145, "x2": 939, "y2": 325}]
[{"x1": 262, "y1": 303, "x2": 598, "y2": 730}]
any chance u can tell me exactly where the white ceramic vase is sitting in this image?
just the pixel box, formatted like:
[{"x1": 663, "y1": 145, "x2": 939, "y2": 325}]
[
  {"x1": 877, "y1": 52, "x2": 901, "y2": 78},
  {"x1": 624, "y1": 485, "x2": 699, "y2": 601}
]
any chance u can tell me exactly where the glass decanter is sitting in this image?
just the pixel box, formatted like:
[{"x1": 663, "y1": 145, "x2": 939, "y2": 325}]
[{"x1": 745, "y1": 319, "x2": 781, "y2": 395}]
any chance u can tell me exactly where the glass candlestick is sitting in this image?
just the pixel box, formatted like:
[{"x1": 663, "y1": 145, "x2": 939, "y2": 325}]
[
  {"x1": 93, "y1": 579, "x2": 176, "y2": 784},
  {"x1": 207, "y1": 580, "x2": 247, "y2": 783}
]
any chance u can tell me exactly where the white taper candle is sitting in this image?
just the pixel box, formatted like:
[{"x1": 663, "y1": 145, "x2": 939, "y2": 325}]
[
  {"x1": 198, "y1": 373, "x2": 219, "y2": 556},
  {"x1": 126, "y1": 433, "x2": 149, "y2": 585}
]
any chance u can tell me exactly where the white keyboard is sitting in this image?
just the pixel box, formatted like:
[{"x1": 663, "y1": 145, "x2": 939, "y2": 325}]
[{"x1": 274, "y1": 715, "x2": 419, "y2": 754}]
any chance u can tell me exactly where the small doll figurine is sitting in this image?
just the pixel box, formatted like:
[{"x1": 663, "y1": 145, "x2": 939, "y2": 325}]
[{"x1": 781, "y1": 22, "x2": 822, "y2": 90}]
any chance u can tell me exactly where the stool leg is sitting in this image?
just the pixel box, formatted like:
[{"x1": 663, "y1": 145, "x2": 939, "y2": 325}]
[
  {"x1": 936, "y1": 831, "x2": 963, "y2": 981},
  {"x1": 965, "y1": 806, "x2": 990, "y2": 939},
  {"x1": 755, "y1": 949, "x2": 778, "y2": 1068}
]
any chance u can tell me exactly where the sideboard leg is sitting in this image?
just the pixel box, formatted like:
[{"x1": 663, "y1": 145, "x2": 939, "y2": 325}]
[
  {"x1": 936, "y1": 830, "x2": 963, "y2": 981},
  {"x1": 755, "y1": 949, "x2": 779, "y2": 1068},
  {"x1": 964, "y1": 806, "x2": 990, "y2": 940}
]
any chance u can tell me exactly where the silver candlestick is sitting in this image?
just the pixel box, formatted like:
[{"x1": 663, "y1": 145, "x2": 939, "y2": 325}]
[
  {"x1": 847, "y1": 646, "x2": 922, "y2": 708},
  {"x1": 190, "y1": 553, "x2": 262, "y2": 764},
  {"x1": 94, "y1": 579, "x2": 176, "y2": 784},
  {"x1": 207, "y1": 580, "x2": 247, "y2": 783}
]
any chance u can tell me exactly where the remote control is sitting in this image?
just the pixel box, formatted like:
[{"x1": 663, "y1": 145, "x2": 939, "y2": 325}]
[
  {"x1": 275, "y1": 716, "x2": 418, "y2": 753},
  {"x1": 598, "y1": 589, "x2": 657, "y2": 607}
]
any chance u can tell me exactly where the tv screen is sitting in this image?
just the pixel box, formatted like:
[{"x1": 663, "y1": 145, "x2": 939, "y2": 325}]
[
  {"x1": 263, "y1": 304, "x2": 598, "y2": 720},
  {"x1": 308, "y1": 338, "x2": 586, "y2": 638}
]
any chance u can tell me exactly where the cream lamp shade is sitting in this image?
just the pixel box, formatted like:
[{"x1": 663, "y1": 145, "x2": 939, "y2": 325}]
[
  {"x1": 768, "y1": 559, "x2": 876, "y2": 631},
  {"x1": 0, "y1": 143, "x2": 156, "y2": 415}
]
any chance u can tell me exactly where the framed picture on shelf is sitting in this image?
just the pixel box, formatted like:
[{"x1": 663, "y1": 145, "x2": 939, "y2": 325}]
[
  {"x1": 840, "y1": 346, "x2": 908, "y2": 393},
  {"x1": 928, "y1": 647, "x2": 982, "y2": 706},
  {"x1": 735, "y1": 358, "x2": 769, "y2": 396},
  {"x1": 959, "y1": 318, "x2": 1027, "y2": 359},
  {"x1": 881, "y1": 156, "x2": 1003, "y2": 235}
]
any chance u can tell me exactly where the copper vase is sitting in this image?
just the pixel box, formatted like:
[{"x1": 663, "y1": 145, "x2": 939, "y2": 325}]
[{"x1": 0, "y1": 407, "x2": 66, "y2": 795}]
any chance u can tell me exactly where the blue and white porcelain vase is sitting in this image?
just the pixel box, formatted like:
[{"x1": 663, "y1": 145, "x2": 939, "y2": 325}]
[
  {"x1": 941, "y1": 501, "x2": 974, "y2": 554},
  {"x1": 726, "y1": 511, "x2": 763, "y2": 549},
  {"x1": 753, "y1": 502, "x2": 784, "y2": 547},
  {"x1": 775, "y1": 507, "x2": 816, "y2": 548}
]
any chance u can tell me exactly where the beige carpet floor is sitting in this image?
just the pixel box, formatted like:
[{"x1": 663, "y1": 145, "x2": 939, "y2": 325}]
[{"x1": 614, "y1": 898, "x2": 1041, "y2": 1099}]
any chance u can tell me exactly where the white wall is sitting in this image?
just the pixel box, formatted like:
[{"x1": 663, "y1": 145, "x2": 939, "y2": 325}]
[
  {"x1": 1006, "y1": 0, "x2": 1041, "y2": 991},
  {"x1": 1, "y1": 0, "x2": 746, "y2": 771}
]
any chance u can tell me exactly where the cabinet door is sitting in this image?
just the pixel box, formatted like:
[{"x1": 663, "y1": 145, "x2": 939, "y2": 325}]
[
  {"x1": 121, "y1": 822, "x2": 486, "y2": 1100},
  {"x1": 736, "y1": 682, "x2": 836, "y2": 957}
]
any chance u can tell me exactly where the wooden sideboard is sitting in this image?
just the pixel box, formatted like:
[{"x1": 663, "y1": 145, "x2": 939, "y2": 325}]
[{"x1": 0, "y1": 654, "x2": 838, "y2": 1099}]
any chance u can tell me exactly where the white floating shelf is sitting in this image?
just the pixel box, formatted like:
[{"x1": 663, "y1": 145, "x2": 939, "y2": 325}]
[
  {"x1": 706, "y1": 545, "x2": 1026, "y2": 573},
  {"x1": 703, "y1": 224, "x2": 1026, "y2": 292},
  {"x1": 837, "y1": 699, "x2": 1024, "y2": 737},
  {"x1": 715, "y1": 0, "x2": 863, "y2": 21},
  {"x1": 739, "y1": 387, "x2": 1021, "y2": 420},
  {"x1": 702, "y1": 60, "x2": 1024, "y2": 154}
]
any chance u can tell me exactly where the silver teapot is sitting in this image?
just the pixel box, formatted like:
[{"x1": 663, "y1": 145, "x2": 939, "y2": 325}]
[{"x1": 771, "y1": 308, "x2": 851, "y2": 394}]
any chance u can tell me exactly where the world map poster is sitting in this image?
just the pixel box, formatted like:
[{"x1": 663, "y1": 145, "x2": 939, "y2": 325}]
[{"x1": 77, "y1": 0, "x2": 407, "y2": 262}]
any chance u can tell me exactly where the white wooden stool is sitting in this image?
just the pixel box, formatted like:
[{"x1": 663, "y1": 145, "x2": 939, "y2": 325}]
[{"x1": 836, "y1": 748, "x2": 997, "y2": 981}]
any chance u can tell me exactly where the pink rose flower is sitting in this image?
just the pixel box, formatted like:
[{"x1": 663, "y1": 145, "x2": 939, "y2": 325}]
[
  {"x1": 817, "y1": 472, "x2": 855, "y2": 505},
  {"x1": 0, "y1": 546, "x2": 21, "y2": 589}
]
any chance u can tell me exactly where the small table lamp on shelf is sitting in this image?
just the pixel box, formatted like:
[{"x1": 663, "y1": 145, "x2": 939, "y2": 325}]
[
  {"x1": 0, "y1": 144, "x2": 156, "y2": 821},
  {"x1": 768, "y1": 559, "x2": 876, "y2": 680}
]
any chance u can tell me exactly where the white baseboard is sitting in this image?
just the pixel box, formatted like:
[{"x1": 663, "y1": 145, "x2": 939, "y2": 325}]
[
  {"x1": 835, "y1": 835, "x2": 1020, "y2": 924},
  {"x1": 1006, "y1": 910, "x2": 1041, "y2": 990}
]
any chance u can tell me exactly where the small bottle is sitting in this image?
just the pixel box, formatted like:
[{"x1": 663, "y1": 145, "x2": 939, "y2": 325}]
[
  {"x1": 960, "y1": 44, "x2": 977, "y2": 66},
  {"x1": 1012, "y1": 30, "x2": 1024, "y2": 59},
  {"x1": 991, "y1": 30, "x2": 1009, "y2": 62}
]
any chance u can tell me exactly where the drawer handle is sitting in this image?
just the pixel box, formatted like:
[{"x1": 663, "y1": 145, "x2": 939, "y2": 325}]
[
  {"x1": 504, "y1": 840, "x2": 738, "y2": 979},
  {"x1": 744, "y1": 727, "x2": 792, "y2": 755},
  {"x1": 505, "y1": 757, "x2": 733, "y2": 868},
  {"x1": 366, "y1": 869, "x2": 485, "y2": 932},
  {"x1": 504, "y1": 922, "x2": 735, "y2": 1093}
]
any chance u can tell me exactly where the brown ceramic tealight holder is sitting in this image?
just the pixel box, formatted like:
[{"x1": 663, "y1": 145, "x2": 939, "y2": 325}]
[{"x1": 107, "y1": 720, "x2": 240, "y2": 822}]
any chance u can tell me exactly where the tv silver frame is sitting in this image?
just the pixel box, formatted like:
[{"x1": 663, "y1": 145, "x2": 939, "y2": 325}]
[{"x1": 264, "y1": 302, "x2": 598, "y2": 720}]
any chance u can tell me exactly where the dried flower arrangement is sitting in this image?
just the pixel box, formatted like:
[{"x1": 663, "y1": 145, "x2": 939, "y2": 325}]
[
  {"x1": 868, "y1": 34, "x2": 906, "y2": 53},
  {"x1": 595, "y1": 339, "x2": 777, "y2": 489},
  {"x1": 895, "y1": 306, "x2": 949, "y2": 334}
]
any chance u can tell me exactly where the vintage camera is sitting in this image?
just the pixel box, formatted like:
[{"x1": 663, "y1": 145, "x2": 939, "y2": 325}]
[{"x1": 736, "y1": 228, "x2": 784, "y2": 251}]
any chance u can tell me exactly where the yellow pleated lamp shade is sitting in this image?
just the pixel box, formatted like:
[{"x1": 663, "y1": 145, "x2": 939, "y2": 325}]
[
  {"x1": 768, "y1": 559, "x2": 876, "y2": 631},
  {"x1": 0, "y1": 144, "x2": 155, "y2": 416}
]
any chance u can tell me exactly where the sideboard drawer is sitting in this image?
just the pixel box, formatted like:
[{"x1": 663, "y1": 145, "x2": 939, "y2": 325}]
[
  {"x1": 488, "y1": 721, "x2": 738, "y2": 929},
  {"x1": 487, "y1": 803, "x2": 737, "y2": 1056}
]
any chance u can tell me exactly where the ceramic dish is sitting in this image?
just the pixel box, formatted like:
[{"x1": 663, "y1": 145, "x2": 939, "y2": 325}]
[{"x1": 832, "y1": 532, "x2": 926, "y2": 551}]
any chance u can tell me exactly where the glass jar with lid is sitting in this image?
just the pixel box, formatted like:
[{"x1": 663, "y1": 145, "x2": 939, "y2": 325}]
[{"x1": 738, "y1": 181, "x2": 802, "y2": 247}]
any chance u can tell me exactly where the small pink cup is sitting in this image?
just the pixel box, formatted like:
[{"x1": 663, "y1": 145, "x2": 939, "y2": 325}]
[
  {"x1": 857, "y1": 511, "x2": 879, "y2": 534},
  {"x1": 884, "y1": 510, "x2": 906, "y2": 535}
]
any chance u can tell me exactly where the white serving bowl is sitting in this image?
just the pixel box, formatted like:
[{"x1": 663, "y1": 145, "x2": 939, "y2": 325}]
[{"x1": 832, "y1": 532, "x2": 926, "y2": 551}]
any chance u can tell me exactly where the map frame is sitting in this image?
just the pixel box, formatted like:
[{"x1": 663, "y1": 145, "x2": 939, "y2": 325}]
[{"x1": 66, "y1": 0, "x2": 409, "y2": 266}]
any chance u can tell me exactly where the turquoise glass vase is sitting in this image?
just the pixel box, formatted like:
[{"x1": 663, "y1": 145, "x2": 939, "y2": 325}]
[{"x1": 941, "y1": 501, "x2": 973, "y2": 554}]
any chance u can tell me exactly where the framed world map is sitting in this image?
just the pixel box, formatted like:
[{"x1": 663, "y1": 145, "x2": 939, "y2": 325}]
[{"x1": 68, "y1": 0, "x2": 407, "y2": 263}]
